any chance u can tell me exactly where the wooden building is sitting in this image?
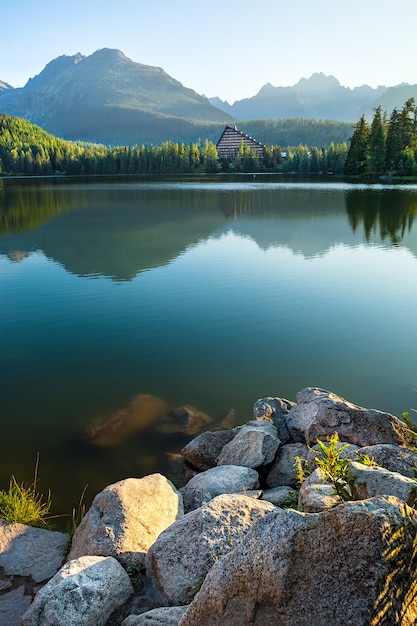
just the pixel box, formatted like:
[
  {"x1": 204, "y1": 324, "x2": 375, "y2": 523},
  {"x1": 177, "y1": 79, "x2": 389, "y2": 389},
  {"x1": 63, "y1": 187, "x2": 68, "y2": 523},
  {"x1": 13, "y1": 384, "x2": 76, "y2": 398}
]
[{"x1": 216, "y1": 125, "x2": 264, "y2": 160}]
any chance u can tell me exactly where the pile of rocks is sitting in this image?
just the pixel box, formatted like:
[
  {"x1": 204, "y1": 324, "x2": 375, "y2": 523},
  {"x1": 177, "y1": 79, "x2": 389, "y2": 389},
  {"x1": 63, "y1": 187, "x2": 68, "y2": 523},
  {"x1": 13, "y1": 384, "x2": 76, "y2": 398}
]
[{"x1": 2, "y1": 387, "x2": 417, "y2": 625}]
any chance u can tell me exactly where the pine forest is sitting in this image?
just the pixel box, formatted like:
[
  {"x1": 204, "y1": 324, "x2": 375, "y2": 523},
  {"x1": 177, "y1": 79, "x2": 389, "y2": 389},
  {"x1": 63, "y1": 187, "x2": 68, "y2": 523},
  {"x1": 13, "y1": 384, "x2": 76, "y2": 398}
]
[{"x1": 0, "y1": 100, "x2": 416, "y2": 177}]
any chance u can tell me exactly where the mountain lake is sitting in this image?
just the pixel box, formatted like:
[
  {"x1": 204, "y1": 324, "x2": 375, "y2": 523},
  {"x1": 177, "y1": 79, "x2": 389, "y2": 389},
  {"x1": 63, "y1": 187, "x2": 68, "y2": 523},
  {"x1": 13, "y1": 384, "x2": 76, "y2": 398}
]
[{"x1": 1, "y1": 174, "x2": 417, "y2": 522}]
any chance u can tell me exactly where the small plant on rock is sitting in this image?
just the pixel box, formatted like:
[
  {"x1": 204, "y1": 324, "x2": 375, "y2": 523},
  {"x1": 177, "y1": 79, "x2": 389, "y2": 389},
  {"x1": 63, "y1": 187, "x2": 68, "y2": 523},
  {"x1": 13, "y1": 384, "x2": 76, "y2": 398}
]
[
  {"x1": 67, "y1": 484, "x2": 88, "y2": 539},
  {"x1": 314, "y1": 433, "x2": 354, "y2": 502},
  {"x1": 125, "y1": 565, "x2": 144, "y2": 592},
  {"x1": 356, "y1": 453, "x2": 378, "y2": 467},
  {"x1": 402, "y1": 389, "x2": 417, "y2": 432},
  {"x1": 294, "y1": 456, "x2": 310, "y2": 488},
  {"x1": 282, "y1": 490, "x2": 299, "y2": 509}
]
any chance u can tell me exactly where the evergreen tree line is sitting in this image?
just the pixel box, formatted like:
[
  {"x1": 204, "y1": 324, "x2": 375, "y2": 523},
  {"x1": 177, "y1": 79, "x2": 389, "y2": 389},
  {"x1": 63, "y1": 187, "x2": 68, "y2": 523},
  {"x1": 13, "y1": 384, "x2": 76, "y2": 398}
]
[
  {"x1": 0, "y1": 114, "x2": 220, "y2": 176},
  {"x1": 344, "y1": 99, "x2": 417, "y2": 176},
  {"x1": 0, "y1": 113, "x2": 348, "y2": 176},
  {"x1": 221, "y1": 141, "x2": 347, "y2": 174},
  {"x1": 2, "y1": 103, "x2": 416, "y2": 178}
]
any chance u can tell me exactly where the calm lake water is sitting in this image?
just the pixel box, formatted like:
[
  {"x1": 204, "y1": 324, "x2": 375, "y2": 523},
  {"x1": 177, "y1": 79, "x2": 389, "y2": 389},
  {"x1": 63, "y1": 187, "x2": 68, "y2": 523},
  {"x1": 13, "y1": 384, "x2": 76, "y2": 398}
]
[{"x1": 1, "y1": 174, "x2": 417, "y2": 521}]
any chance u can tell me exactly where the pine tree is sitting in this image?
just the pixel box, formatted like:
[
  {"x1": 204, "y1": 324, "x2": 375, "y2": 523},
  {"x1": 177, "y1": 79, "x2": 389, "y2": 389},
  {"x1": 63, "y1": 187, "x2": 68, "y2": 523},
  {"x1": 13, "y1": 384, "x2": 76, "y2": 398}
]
[
  {"x1": 385, "y1": 105, "x2": 407, "y2": 173},
  {"x1": 344, "y1": 115, "x2": 369, "y2": 175},
  {"x1": 367, "y1": 106, "x2": 386, "y2": 174}
]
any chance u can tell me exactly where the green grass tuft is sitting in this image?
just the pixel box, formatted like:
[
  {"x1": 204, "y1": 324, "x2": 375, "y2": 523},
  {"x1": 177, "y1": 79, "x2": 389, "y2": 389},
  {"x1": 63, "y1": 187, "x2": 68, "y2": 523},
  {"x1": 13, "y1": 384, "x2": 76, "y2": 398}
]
[{"x1": 0, "y1": 475, "x2": 52, "y2": 529}]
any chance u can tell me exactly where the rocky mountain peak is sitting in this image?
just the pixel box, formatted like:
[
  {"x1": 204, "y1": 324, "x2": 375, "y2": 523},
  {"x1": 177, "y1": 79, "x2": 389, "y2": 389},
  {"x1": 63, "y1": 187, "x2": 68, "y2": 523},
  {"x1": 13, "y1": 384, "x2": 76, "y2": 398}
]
[
  {"x1": 23, "y1": 53, "x2": 86, "y2": 91},
  {"x1": 296, "y1": 72, "x2": 342, "y2": 92},
  {"x1": 0, "y1": 79, "x2": 14, "y2": 91}
]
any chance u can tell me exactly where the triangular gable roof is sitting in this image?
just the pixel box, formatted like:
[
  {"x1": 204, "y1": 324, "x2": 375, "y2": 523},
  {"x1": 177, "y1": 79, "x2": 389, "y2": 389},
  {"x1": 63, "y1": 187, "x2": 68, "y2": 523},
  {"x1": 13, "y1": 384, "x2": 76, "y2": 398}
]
[{"x1": 216, "y1": 125, "x2": 264, "y2": 159}]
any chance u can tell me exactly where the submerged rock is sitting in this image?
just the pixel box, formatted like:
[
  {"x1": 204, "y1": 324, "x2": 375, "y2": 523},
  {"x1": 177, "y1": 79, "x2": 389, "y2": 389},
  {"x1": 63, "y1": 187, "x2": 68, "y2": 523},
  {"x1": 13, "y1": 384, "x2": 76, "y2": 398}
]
[
  {"x1": 85, "y1": 394, "x2": 169, "y2": 447},
  {"x1": 156, "y1": 405, "x2": 212, "y2": 436}
]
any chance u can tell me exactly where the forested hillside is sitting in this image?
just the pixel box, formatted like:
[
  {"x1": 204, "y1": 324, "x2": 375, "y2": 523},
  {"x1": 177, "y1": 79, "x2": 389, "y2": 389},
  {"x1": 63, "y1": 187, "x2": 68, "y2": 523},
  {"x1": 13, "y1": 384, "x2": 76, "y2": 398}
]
[
  {"x1": 0, "y1": 113, "x2": 349, "y2": 176},
  {"x1": 239, "y1": 118, "x2": 352, "y2": 148},
  {"x1": 0, "y1": 114, "x2": 220, "y2": 175},
  {"x1": 3, "y1": 103, "x2": 415, "y2": 178}
]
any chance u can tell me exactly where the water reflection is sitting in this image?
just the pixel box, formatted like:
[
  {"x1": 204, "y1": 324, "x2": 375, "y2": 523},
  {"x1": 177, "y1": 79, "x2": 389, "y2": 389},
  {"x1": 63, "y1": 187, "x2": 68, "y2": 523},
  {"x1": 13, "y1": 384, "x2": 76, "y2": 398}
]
[
  {"x1": 0, "y1": 178, "x2": 80, "y2": 233},
  {"x1": 1, "y1": 180, "x2": 228, "y2": 280},
  {"x1": 1, "y1": 179, "x2": 417, "y2": 282},
  {"x1": 346, "y1": 188, "x2": 417, "y2": 245}
]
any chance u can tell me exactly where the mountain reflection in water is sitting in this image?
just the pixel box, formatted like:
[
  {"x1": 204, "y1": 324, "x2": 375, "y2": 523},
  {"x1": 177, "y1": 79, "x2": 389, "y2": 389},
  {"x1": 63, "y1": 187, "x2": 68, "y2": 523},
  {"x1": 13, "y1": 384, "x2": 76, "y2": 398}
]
[{"x1": 1, "y1": 177, "x2": 417, "y2": 279}]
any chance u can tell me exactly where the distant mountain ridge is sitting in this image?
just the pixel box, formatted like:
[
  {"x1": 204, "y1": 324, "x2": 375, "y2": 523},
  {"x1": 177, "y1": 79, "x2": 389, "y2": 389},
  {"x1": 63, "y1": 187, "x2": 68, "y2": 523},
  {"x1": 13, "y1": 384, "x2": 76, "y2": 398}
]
[
  {"x1": 209, "y1": 72, "x2": 417, "y2": 122},
  {"x1": 1, "y1": 51, "x2": 417, "y2": 146},
  {"x1": 0, "y1": 49, "x2": 233, "y2": 145}
]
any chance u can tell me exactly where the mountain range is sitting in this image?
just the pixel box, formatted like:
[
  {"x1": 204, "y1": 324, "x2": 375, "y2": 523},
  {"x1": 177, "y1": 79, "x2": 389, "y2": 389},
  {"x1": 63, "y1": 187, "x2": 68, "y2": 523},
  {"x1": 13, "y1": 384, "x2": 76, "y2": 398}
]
[
  {"x1": 1, "y1": 49, "x2": 417, "y2": 146},
  {"x1": 209, "y1": 73, "x2": 390, "y2": 121}
]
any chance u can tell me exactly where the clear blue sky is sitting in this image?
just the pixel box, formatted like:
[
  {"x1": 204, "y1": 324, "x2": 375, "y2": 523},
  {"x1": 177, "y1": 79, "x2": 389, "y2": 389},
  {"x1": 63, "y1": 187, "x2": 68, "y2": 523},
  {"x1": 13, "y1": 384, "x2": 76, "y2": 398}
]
[{"x1": 2, "y1": 0, "x2": 416, "y2": 103}]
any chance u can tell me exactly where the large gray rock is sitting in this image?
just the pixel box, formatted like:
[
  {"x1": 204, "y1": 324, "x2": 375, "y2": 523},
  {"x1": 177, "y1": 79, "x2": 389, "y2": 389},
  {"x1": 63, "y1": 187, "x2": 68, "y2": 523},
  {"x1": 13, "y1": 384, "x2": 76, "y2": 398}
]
[
  {"x1": 253, "y1": 396, "x2": 294, "y2": 443},
  {"x1": 261, "y1": 486, "x2": 298, "y2": 508},
  {"x1": 0, "y1": 581, "x2": 12, "y2": 591},
  {"x1": 266, "y1": 442, "x2": 309, "y2": 488},
  {"x1": 179, "y1": 485, "x2": 213, "y2": 514},
  {"x1": 0, "y1": 585, "x2": 32, "y2": 626},
  {"x1": 68, "y1": 475, "x2": 183, "y2": 568},
  {"x1": 298, "y1": 468, "x2": 344, "y2": 513},
  {"x1": 286, "y1": 387, "x2": 414, "y2": 447},
  {"x1": 216, "y1": 421, "x2": 279, "y2": 468},
  {"x1": 346, "y1": 444, "x2": 417, "y2": 478},
  {"x1": 21, "y1": 556, "x2": 133, "y2": 626},
  {"x1": 146, "y1": 494, "x2": 275, "y2": 606},
  {"x1": 182, "y1": 465, "x2": 260, "y2": 501},
  {"x1": 349, "y1": 461, "x2": 417, "y2": 505},
  {"x1": 180, "y1": 429, "x2": 236, "y2": 471},
  {"x1": 178, "y1": 496, "x2": 417, "y2": 626},
  {"x1": 0, "y1": 520, "x2": 67, "y2": 582},
  {"x1": 122, "y1": 606, "x2": 188, "y2": 625}
]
